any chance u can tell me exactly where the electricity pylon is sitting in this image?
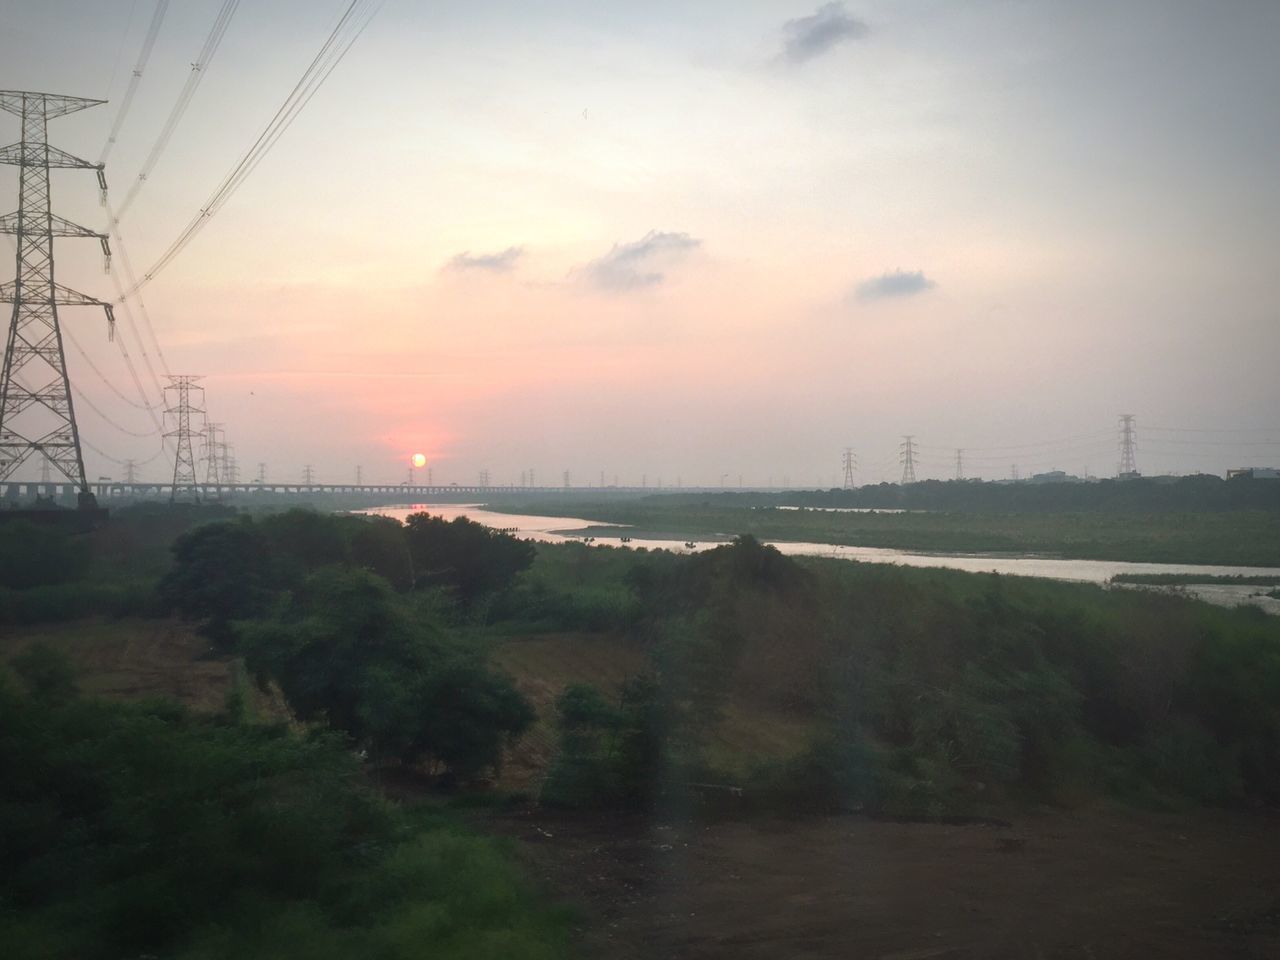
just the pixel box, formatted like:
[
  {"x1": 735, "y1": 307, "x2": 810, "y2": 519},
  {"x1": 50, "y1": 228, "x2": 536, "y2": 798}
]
[
  {"x1": 164, "y1": 375, "x2": 203, "y2": 502},
  {"x1": 1118, "y1": 414, "x2": 1138, "y2": 477},
  {"x1": 201, "y1": 421, "x2": 224, "y2": 496},
  {"x1": 899, "y1": 435, "x2": 917, "y2": 484},
  {"x1": 841, "y1": 447, "x2": 857, "y2": 489},
  {"x1": 0, "y1": 91, "x2": 115, "y2": 505},
  {"x1": 954, "y1": 448, "x2": 964, "y2": 481}
]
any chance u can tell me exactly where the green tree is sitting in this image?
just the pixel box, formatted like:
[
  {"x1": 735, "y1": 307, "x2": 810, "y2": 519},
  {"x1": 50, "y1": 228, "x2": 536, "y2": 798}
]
[
  {"x1": 239, "y1": 567, "x2": 532, "y2": 776},
  {"x1": 403, "y1": 513, "x2": 535, "y2": 602},
  {"x1": 159, "y1": 519, "x2": 274, "y2": 644},
  {"x1": 347, "y1": 515, "x2": 415, "y2": 590}
]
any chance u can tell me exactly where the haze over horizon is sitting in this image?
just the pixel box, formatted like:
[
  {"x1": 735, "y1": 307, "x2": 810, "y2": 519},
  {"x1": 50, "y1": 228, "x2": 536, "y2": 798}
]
[{"x1": 3, "y1": 0, "x2": 1278, "y2": 487}]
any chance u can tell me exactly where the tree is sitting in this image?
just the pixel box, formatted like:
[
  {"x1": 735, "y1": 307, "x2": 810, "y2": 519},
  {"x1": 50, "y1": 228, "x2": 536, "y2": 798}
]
[
  {"x1": 403, "y1": 513, "x2": 535, "y2": 602},
  {"x1": 239, "y1": 567, "x2": 532, "y2": 776},
  {"x1": 347, "y1": 515, "x2": 415, "y2": 591},
  {"x1": 159, "y1": 519, "x2": 274, "y2": 644}
]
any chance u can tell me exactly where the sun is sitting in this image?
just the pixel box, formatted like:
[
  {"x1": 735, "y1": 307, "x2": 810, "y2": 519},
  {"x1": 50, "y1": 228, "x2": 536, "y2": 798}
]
[{"x1": 411, "y1": 453, "x2": 427, "y2": 468}]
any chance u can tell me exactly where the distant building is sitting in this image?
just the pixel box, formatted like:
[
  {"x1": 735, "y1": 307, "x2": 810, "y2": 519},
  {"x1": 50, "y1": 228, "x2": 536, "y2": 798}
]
[{"x1": 1228, "y1": 467, "x2": 1280, "y2": 480}]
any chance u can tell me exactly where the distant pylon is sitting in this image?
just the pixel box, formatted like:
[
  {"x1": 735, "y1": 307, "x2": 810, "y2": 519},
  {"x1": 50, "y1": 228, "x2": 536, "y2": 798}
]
[
  {"x1": 842, "y1": 447, "x2": 857, "y2": 489},
  {"x1": 221, "y1": 447, "x2": 239, "y2": 485},
  {"x1": 563, "y1": 469, "x2": 570, "y2": 489},
  {"x1": 1118, "y1": 414, "x2": 1138, "y2": 477},
  {"x1": 899, "y1": 435, "x2": 917, "y2": 484},
  {"x1": 954, "y1": 448, "x2": 964, "y2": 481},
  {"x1": 39, "y1": 455, "x2": 51, "y2": 484},
  {"x1": 164, "y1": 375, "x2": 204, "y2": 502},
  {"x1": 302, "y1": 464, "x2": 314, "y2": 486},
  {"x1": 124, "y1": 458, "x2": 136, "y2": 484},
  {"x1": 479, "y1": 468, "x2": 490, "y2": 488},
  {"x1": 258, "y1": 462, "x2": 266, "y2": 484},
  {"x1": 0, "y1": 91, "x2": 115, "y2": 504},
  {"x1": 201, "y1": 421, "x2": 223, "y2": 496}
]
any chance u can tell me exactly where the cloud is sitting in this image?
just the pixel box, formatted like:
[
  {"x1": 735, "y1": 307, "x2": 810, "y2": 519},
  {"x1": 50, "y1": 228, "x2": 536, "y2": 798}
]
[
  {"x1": 780, "y1": 3, "x2": 869, "y2": 65},
  {"x1": 581, "y1": 230, "x2": 701, "y2": 291},
  {"x1": 445, "y1": 246, "x2": 524, "y2": 273},
  {"x1": 854, "y1": 269, "x2": 937, "y2": 302}
]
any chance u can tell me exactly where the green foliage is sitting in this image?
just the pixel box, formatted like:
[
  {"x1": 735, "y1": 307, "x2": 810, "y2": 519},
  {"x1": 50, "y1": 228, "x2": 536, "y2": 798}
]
[
  {"x1": 0, "y1": 520, "x2": 88, "y2": 588},
  {"x1": 404, "y1": 512, "x2": 535, "y2": 602},
  {"x1": 0, "y1": 682, "x2": 567, "y2": 960},
  {"x1": 542, "y1": 677, "x2": 677, "y2": 809},
  {"x1": 500, "y1": 493, "x2": 1280, "y2": 565},
  {"x1": 159, "y1": 517, "x2": 274, "y2": 643},
  {"x1": 348, "y1": 515, "x2": 416, "y2": 590},
  {"x1": 10, "y1": 642, "x2": 79, "y2": 703},
  {"x1": 0, "y1": 580, "x2": 157, "y2": 625},
  {"x1": 239, "y1": 567, "x2": 533, "y2": 777},
  {"x1": 536, "y1": 536, "x2": 1280, "y2": 813}
]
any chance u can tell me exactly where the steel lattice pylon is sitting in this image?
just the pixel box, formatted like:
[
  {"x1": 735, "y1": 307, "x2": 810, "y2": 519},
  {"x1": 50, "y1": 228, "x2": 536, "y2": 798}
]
[
  {"x1": 0, "y1": 90, "x2": 115, "y2": 505},
  {"x1": 164, "y1": 375, "x2": 204, "y2": 502}
]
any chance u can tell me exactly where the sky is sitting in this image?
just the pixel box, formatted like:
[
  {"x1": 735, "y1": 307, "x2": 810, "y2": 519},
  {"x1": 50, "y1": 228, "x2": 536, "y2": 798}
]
[{"x1": 1, "y1": 0, "x2": 1278, "y2": 487}]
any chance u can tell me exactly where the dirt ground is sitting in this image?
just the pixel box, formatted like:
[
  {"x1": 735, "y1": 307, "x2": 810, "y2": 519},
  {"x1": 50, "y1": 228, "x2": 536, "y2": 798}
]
[{"x1": 489, "y1": 805, "x2": 1280, "y2": 960}]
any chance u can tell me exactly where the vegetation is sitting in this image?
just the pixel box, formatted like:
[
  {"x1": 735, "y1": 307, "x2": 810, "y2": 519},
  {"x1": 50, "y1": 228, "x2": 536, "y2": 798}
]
[
  {"x1": 497, "y1": 497, "x2": 1280, "y2": 566},
  {"x1": 0, "y1": 652, "x2": 568, "y2": 960},
  {"x1": 1109, "y1": 573, "x2": 1280, "y2": 586},
  {"x1": 514, "y1": 537, "x2": 1280, "y2": 816},
  {"x1": 240, "y1": 567, "x2": 533, "y2": 777},
  {"x1": 6, "y1": 497, "x2": 1280, "y2": 955}
]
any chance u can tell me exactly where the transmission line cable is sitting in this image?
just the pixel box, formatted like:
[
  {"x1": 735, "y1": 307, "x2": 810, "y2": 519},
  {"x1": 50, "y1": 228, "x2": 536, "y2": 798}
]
[
  {"x1": 99, "y1": 0, "x2": 172, "y2": 164},
  {"x1": 106, "y1": 233, "x2": 170, "y2": 376},
  {"x1": 64, "y1": 327, "x2": 153, "y2": 410},
  {"x1": 119, "y1": 0, "x2": 383, "y2": 299},
  {"x1": 114, "y1": 0, "x2": 243, "y2": 221},
  {"x1": 72, "y1": 385, "x2": 160, "y2": 438},
  {"x1": 103, "y1": 0, "x2": 143, "y2": 97}
]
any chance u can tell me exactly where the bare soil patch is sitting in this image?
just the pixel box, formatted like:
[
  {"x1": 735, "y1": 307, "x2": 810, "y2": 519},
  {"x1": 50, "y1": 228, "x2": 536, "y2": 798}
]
[{"x1": 489, "y1": 805, "x2": 1280, "y2": 959}]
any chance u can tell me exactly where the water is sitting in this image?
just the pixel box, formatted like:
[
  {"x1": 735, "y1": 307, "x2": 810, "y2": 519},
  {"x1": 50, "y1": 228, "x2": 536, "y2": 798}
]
[{"x1": 362, "y1": 503, "x2": 1280, "y2": 610}]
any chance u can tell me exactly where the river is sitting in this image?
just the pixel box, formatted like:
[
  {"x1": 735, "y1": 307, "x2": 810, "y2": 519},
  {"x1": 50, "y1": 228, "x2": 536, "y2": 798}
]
[{"x1": 362, "y1": 503, "x2": 1280, "y2": 612}]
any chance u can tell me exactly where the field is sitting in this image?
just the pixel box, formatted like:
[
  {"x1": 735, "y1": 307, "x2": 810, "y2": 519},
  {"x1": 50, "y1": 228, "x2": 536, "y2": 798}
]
[
  {"x1": 9, "y1": 602, "x2": 1280, "y2": 959},
  {"x1": 498, "y1": 498, "x2": 1280, "y2": 566},
  {"x1": 8, "y1": 510, "x2": 1280, "y2": 959},
  {"x1": 491, "y1": 806, "x2": 1280, "y2": 960}
]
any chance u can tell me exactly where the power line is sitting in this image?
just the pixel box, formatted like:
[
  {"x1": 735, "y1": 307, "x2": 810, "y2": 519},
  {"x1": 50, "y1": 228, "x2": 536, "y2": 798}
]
[
  {"x1": 71, "y1": 384, "x2": 159, "y2": 438},
  {"x1": 64, "y1": 326, "x2": 152, "y2": 410},
  {"x1": 119, "y1": 0, "x2": 383, "y2": 300},
  {"x1": 98, "y1": 0, "x2": 171, "y2": 165},
  {"x1": 113, "y1": 0, "x2": 243, "y2": 222}
]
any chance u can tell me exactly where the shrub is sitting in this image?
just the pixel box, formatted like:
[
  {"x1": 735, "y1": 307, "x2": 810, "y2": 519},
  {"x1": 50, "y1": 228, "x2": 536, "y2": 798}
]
[
  {"x1": 0, "y1": 681, "x2": 567, "y2": 960},
  {"x1": 239, "y1": 567, "x2": 532, "y2": 777}
]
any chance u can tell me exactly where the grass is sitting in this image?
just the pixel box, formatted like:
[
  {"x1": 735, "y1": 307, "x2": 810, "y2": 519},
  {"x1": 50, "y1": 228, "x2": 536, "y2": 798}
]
[
  {"x1": 494, "y1": 500, "x2": 1280, "y2": 567},
  {"x1": 0, "y1": 617, "x2": 237, "y2": 711},
  {"x1": 1110, "y1": 573, "x2": 1280, "y2": 586}
]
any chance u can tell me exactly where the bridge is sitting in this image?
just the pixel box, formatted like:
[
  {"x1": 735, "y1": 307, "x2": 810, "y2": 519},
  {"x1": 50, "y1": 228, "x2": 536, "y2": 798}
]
[{"x1": 1, "y1": 481, "x2": 732, "y2": 502}]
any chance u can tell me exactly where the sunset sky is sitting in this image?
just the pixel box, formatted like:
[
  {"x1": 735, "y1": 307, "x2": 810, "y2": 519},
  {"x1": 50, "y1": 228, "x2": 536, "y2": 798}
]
[{"x1": 3, "y1": 0, "x2": 1278, "y2": 486}]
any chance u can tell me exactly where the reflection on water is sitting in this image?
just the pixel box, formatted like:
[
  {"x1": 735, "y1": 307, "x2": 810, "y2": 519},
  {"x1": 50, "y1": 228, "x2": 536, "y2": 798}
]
[{"x1": 362, "y1": 503, "x2": 1280, "y2": 606}]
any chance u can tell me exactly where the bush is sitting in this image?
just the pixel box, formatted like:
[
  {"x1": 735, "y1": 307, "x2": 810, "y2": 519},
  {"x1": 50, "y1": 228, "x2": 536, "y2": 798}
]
[
  {"x1": 0, "y1": 520, "x2": 88, "y2": 588},
  {"x1": 0, "y1": 679, "x2": 567, "y2": 960},
  {"x1": 159, "y1": 518, "x2": 274, "y2": 643},
  {"x1": 404, "y1": 513, "x2": 535, "y2": 602},
  {"x1": 239, "y1": 567, "x2": 533, "y2": 777}
]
